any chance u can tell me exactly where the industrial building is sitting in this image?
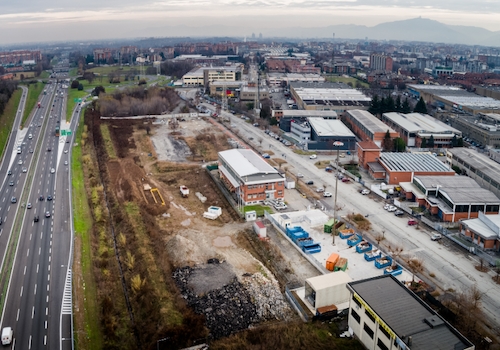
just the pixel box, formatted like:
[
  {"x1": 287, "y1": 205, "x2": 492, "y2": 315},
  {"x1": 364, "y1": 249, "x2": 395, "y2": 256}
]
[
  {"x1": 408, "y1": 84, "x2": 500, "y2": 115},
  {"x1": 381, "y1": 112, "x2": 461, "y2": 148},
  {"x1": 208, "y1": 81, "x2": 241, "y2": 97},
  {"x1": 266, "y1": 73, "x2": 325, "y2": 86},
  {"x1": 347, "y1": 275, "x2": 474, "y2": 350},
  {"x1": 307, "y1": 118, "x2": 357, "y2": 151},
  {"x1": 343, "y1": 110, "x2": 399, "y2": 148},
  {"x1": 447, "y1": 113, "x2": 500, "y2": 148},
  {"x1": 278, "y1": 110, "x2": 338, "y2": 131},
  {"x1": 218, "y1": 149, "x2": 285, "y2": 205},
  {"x1": 400, "y1": 175, "x2": 500, "y2": 222},
  {"x1": 460, "y1": 212, "x2": 500, "y2": 251},
  {"x1": 289, "y1": 82, "x2": 371, "y2": 113},
  {"x1": 369, "y1": 53, "x2": 393, "y2": 72},
  {"x1": 364, "y1": 152, "x2": 455, "y2": 183},
  {"x1": 182, "y1": 65, "x2": 243, "y2": 87},
  {"x1": 239, "y1": 84, "x2": 269, "y2": 101},
  {"x1": 447, "y1": 148, "x2": 500, "y2": 199}
]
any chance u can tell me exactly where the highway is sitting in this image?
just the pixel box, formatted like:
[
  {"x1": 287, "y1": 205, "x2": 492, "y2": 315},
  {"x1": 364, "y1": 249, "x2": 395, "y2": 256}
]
[
  {"x1": 202, "y1": 102, "x2": 500, "y2": 332},
  {"x1": 0, "y1": 72, "x2": 77, "y2": 349}
]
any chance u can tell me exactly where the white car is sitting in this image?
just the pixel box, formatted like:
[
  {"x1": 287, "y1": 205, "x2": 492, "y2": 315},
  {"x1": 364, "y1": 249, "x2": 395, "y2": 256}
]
[
  {"x1": 384, "y1": 204, "x2": 390, "y2": 210},
  {"x1": 50, "y1": 168, "x2": 55, "y2": 174},
  {"x1": 64, "y1": 160, "x2": 68, "y2": 165},
  {"x1": 309, "y1": 154, "x2": 317, "y2": 159},
  {"x1": 387, "y1": 206, "x2": 397, "y2": 212},
  {"x1": 431, "y1": 233, "x2": 442, "y2": 241},
  {"x1": 17, "y1": 159, "x2": 22, "y2": 165},
  {"x1": 316, "y1": 187, "x2": 324, "y2": 193},
  {"x1": 323, "y1": 192, "x2": 332, "y2": 197},
  {"x1": 296, "y1": 173, "x2": 304, "y2": 178},
  {"x1": 361, "y1": 189, "x2": 370, "y2": 195}
]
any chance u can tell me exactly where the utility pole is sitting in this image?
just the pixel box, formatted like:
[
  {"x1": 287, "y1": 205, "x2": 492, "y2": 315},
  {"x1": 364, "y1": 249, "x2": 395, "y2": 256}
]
[{"x1": 332, "y1": 141, "x2": 344, "y2": 245}]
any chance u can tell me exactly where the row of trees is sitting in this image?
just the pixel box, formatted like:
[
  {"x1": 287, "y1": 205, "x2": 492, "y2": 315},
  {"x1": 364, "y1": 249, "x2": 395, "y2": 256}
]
[
  {"x1": 369, "y1": 95, "x2": 427, "y2": 115},
  {"x1": 0, "y1": 81, "x2": 18, "y2": 116}
]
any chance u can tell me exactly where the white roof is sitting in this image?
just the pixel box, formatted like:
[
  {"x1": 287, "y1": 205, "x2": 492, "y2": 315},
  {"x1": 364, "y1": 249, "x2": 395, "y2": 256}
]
[
  {"x1": 308, "y1": 118, "x2": 355, "y2": 138},
  {"x1": 306, "y1": 271, "x2": 352, "y2": 291},
  {"x1": 219, "y1": 149, "x2": 278, "y2": 178},
  {"x1": 383, "y1": 112, "x2": 460, "y2": 135}
]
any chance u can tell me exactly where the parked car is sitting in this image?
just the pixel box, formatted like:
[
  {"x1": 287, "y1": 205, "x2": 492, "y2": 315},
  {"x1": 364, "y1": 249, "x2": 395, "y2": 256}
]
[
  {"x1": 361, "y1": 189, "x2": 370, "y2": 195},
  {"x1": 431, "y1": 233, "x2": 442, "y2": 241},
  {"x1": 341, "y1": 177, "x2": 350, "y2": 183},
  {"x1": 394, "y1": 210, "x2": 404, "y2": 216},
  {"x1": 296, "y1": 173, "x2": 304, "y2": 178},
  {"x1": 384, "y1": 204, "x2": 390, "y2": 210},
  {"x1": 305, "y1": 180, "x2": 314, "y2": 185},
  {"x1": 261, "y1": 153, "x2": 270, "y2": 159},
  {"x1": 387, "y1": 206, "x2": 397, "y2": 212},
  {"x1": 323, "y1": 192, "x2": 332, "y2": 197},
  {"x1": 309, "y1": 154, "x2": 317, "y2": 159},
  {"x1": 315, "y1": 187, "x2": 324, "y2": 193}
]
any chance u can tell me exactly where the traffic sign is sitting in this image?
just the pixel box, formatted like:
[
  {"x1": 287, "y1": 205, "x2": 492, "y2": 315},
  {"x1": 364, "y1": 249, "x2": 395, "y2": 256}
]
[{"x1": 61, "y1": 130, "x2": 67, "y2": 136}]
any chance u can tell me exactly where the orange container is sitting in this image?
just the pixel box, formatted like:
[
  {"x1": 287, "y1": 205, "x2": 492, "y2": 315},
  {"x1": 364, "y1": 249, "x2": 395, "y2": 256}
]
[{"x1": 326, "y1": 253, "x2": 340, "y2": 271}]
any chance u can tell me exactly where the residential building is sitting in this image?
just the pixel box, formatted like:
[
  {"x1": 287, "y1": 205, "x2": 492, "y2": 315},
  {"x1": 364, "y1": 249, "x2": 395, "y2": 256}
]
[
  {"x1": 182, "y1": 65, "x2": 243, "y2": 87},
  {"x1": 0, "y1": 50, "x2": 42, "y2": 66},
  {"x1": 347, "y1": 275, "x2": 474, "y2": 350},
  {"x1": 218, "y1": 149, "x2": 285, "y2": 205},
  {"x1": 93, "y1": 48, "x2": 114, "y2": 63},
  {"x1": 369, "y1": 53, "x2": 393, "y2": 71},
  {"x1": 460, "y1": 212, "x2": 500, "y2": 251},
  {"x1": 344, "y1": 110, "x2": 399, "y2": 148},
  {"x1": 381, "y1": 112, "x2": 461, "y2": 148}
]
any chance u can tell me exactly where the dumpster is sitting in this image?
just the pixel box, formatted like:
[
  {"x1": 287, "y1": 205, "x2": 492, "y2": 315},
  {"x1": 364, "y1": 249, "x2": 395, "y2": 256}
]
[
  {"x1": 326, "y1": 253, "x2": 340, "y2": 271},
  {"x1": 355, "y1": 241, "x2": 372, "y2": 253},
  {"x1": 347, "y1": 234, "x2": 362, "y2": 247},
  {"x1": 334, "y1": 258, "x2": 348, "y2": 271},
  {"x1": 375, "y1": 255, "x2": 392, "y2": 269}
]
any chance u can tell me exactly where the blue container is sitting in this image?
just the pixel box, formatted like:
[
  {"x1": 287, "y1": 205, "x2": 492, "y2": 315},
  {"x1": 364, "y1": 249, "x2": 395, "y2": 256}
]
[
  {"x1": 375, "y1": 256, "x2": 392, "y2": 269},
  {"x1": 356, "y1": 241, "x2": 372, "y2": 253},
  {"x1": 347, "y1": 234, "x2": 362, "y2": 247},
  {"x1": 364, "y1": 249, "x2": 382, "y2": 261},
  {"x1": 384, "y1": 264, "x2": 402, "y2": 276},
  {"x1": 302, "y1": 243, "x2": 321, "y2": 254}
]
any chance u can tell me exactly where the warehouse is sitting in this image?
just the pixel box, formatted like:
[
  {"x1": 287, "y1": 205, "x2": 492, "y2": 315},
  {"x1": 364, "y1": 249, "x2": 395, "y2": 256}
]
[
  {"x1": 381, "y1": 112, "x2": 461, "y2": 148},
  {"x1": 460, "y1": 212, "x2": 500, "y2": 251},
  {"x1": 278, "y1": 110, "x2": 338, "y2": 132},
  {"x1": 290, "y1": 82, "x2": 371, "y2": 113},
  {"x1": 347, "y1": 275, "x2": 474, "y2": 350},
  {"x1": 344, "y1": 109, "x2": 399, "y2": 148}
]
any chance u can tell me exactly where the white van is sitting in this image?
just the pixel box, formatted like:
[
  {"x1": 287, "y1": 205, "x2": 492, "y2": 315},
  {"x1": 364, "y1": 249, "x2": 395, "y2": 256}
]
[
  {"x1": 1, "y1": 327, "x2": 13, "y2": 345},
  {"x1": 28, "y1": 133, "x2": 32, "y2": 139}
]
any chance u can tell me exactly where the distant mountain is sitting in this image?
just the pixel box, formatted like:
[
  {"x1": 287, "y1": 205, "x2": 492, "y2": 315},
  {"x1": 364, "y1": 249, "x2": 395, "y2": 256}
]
[{"x1": 126, "y1": 17, "x2": 500, "y2": 47}]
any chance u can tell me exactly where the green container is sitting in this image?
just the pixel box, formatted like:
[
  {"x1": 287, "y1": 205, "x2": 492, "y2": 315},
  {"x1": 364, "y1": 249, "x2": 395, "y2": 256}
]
[{"x1": 324, "y1": 218, "x2": 336, "y2": 233}]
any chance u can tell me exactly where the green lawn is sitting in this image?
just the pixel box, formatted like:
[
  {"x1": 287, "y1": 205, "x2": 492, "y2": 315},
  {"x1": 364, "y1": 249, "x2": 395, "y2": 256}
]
[
  {"x1": 22, "y1": 82, "x2": 45, "y2": 126},
  {"x1": 39, "y1": 71, "x2": 50, "y2": 80},
  {"x1": 243, "y1": 204, "x2": 273, "y2": 216},
  {"x1": 72, "y1": 115, "x2": 103, "y2": 350},
  {"x1": 325, "y1": 75, "x2": 369, "y2": 88},
  {"x1": 0, "y1": 89, "x2": 22, "y2": 160},
  {"x1": 87, "y1": 66, "x2": 137, "y2": 75},
  {"x1": 66, "y1": 88, "x2": 89, "y2": 121},
  {"x1": 69, "y1": 68, "x2": 78, "y2": 77}
]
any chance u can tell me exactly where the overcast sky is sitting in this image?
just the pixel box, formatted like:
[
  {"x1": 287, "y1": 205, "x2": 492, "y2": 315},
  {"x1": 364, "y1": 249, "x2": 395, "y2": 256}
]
[{"x1": 1, "y1": 0, "x2": 500, "y2": 45}]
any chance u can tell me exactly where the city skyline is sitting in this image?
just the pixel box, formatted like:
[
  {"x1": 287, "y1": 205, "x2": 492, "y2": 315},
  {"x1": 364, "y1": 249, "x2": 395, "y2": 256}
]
[{"x1": 1, "y1": 0, "x2": 500, "y2": 45}]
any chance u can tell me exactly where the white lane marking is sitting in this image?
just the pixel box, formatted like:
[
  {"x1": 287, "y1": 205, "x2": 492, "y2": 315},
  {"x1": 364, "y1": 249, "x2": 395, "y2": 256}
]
[
  {"x1": 20, "y1": 286, "x2": 23, "y2": 297},
  {"x1": 29, "y1": 335, "x2": 32, "y2": 349},
  {"x1": 39, "y1": 247, "x2": 41, "y2": 255},
  {"x1": 37, "y1": 264, "x2": 39, "y2": 273},
  {"x1": 45, "y1": 320, "x2": 47, "y2": 329},
  {"x1": 44, "y1": 335, "x2": 47, "y2": 345},
  {"x1": 29, "y1": 233, "x2": 32, "y2": 241},
  {"x1": 24, "y1": 266, "x2": 26, "y2": 275},
  {"x1": 34, "y1": 284, "x2": 37, "y2": 295},
  {"x1": 32, "y1": 306, "x2": 35, "y2": 319},
  {"x1": 16, "y1": 309, "x2": 19, "y2": 321},
  {"x1": 45, "y1": 307, "x2": 48, "y2": 316},
  {"x1": 27, "y1": 249, "x2": 29, "y2": 257}
]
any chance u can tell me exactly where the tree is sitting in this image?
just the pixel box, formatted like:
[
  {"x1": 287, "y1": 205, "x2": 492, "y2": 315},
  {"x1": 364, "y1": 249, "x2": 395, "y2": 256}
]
[
  {"x1": 83, "y1": 71, "x2": 95, "y2": 84},
  {"x1": 395, "y1": 95, "x2": 401, "y2": 112},
  {"x1": 77, "y1": 83, "x2": 84, "y2": 91},
  {"x1": 93, "y1": 85, "x2": 105, "y2": 96},
  {"x1": 428, "y1": 135, "x2": 435, "y2": 148},
  {"x1": 451, "y1": 134, "x2": 458, "y2": 147},
  {"x1": 414, "y1": 96, "x2": 427, "y2": 114},
  {"x1": 382, "y1": 130, "x2": 393, "y2": 151},
  {"x1": 393, "y1": 138, "x2": 406, "y2": 152},
  {"x1": 421, "y1": 138, "x2": 427, "y2": 148},
  {"x1": 368, "y1": 95, "x2": 380, "y2": 115},
  {"x1": 71, "y1": 80, "x2": 79, "y2": 89},
  {"x1": 457, "y1": 137, "x2": 464, "y2": 147},
  {"x1": 401, "y1": 98, "x2": 411, "y2": 113}
]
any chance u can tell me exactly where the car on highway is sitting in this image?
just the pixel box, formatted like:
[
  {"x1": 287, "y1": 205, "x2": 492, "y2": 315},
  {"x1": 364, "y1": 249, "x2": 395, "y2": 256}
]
[
  {"x1": 47, "y1": 195, "x2": 53, "y2": 201},
  {"x1": 29, "y1": 149, "x2": 33, "y2": 153},
  {"x1": 17, "y1": 159, "x2": 22, "y2": 165},
  {"x1": 45, "y1": 211, "x2": 51, "y2": 218},
  {"x1": 47, "y1": 148, "x2": 51, "y2": 152},
  {"x1": 309, "y1": 154, "x2": 317, "y2": 159},
  {"x1": 315, "y1": 187, "x2": 324, "y2": 193},
  {"x1": 64, "y1": 150, "x2": 68, "y2": 154},
  {"x1": 361, "y1": 189, "x2": 370, "y2": 195},
  {"x1": 11, "y1": 197, "x2": 16, "y2": 203},
  {"x1": 34, "y1": 215, "x2": 39, "y2": 222},
  {"x1": 22, "y1": 167, "x2": 27, "y2": 173},
  {"x1": 50, "y1": 168, "x2": 55, "y2": 174},
  {"x1": 7, "y1": 170, "x2": 11, "y2": 175},
  {"x1": 39, "y1": 195, "x2": 44, "y2": 201},
  {"x1": 305, "y1": 180, "x2": 314, "y2": 185},
  {"x1": 431, "y1": 233, "x2": 442, "y2": 241},
  {"x1": 64, "y1": 160, "x2": 68, "y2": 165},
  {"x1": 27, "y1": 203, "x2": 32, "y2": 209},
  {"x1": 323, "y1": 192, "x2": 332, "y2": 197}
]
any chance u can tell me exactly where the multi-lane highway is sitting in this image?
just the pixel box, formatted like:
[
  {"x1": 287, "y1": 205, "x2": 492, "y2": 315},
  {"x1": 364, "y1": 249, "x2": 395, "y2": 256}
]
[{"x1": 0, "y1": 74, "x2": 77, "y2": 349}]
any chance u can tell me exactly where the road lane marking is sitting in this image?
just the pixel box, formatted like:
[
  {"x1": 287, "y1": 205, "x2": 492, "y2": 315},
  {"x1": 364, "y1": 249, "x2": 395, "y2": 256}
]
[
  {"x1": 27, "y1": 249, "x2": 29, "y2": 257},
  {"x1": 29, "y1": 233, "x2": 32, "y2": 241},
  {"x1": 16, "y1": 309, "x2": 19, "y2": 321},
  {"x1": 34, "y1": 284, "x2": 37, "y2": 295},
  {"x1": 46, "y1": 307, "x2": 48, "y2": 316},
  {"x1": 32, "y1": 306, "x2": 35, "y2": 319},
  {"x1": 20, "y1": 286, "x2": 23, "y2": 297},
  {"x1": 29, "y1": 335, "x2": 32, "y2": 349},
  {"x1": 24, "y1": 266, "x2": 26, "y2": 275},
  {"x1": 37, "y1": 264, "x2": 39, "y2": 273}
]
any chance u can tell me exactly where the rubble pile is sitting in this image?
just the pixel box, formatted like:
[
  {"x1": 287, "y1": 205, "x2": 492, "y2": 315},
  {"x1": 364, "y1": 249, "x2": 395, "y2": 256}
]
[
  {"x1": 173, "y1": 264, "x2": 258, "y2": 339},
  {"x1": 241, "y1": 272, "x2": 292, "y2": 321}
]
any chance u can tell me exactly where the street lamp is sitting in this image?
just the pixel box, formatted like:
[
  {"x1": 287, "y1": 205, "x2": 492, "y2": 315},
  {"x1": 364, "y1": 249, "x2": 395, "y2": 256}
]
[{"x1": 332, "y1": 141, "x2": 344, "y2": 245}]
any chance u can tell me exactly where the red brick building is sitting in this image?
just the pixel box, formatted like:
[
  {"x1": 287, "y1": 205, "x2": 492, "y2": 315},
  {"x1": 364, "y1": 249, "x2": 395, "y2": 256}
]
[
  {"x1": 218, "y1": 149, "x2": 285, "y2": 205},
  {"x1": 460, "y1": 212, "x2": 500, "y2": 251}
]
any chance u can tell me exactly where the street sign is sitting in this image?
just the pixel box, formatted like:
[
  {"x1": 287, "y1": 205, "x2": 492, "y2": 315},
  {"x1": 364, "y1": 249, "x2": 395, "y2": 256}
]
[
  {"x1": 61, "y1": 130, "x2": 67, "y2": 136},
  {"x1": 67, "y1": 130, "x2": 72, "y2": 135}
]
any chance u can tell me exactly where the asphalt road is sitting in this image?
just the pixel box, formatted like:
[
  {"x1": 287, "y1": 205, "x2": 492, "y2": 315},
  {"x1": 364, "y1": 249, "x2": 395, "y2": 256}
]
[
  {"x1": 0, "y1": 73, "x2": 77, "y2": 349},
  {"x1": 203, "y1": 103, "x2": 500, "y2": 333}
]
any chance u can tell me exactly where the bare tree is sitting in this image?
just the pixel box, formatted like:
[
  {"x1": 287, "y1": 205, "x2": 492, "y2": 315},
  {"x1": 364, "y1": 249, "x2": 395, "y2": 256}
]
[
  {"x1": 258, "y1": 137, "x2": 263, "y2": 147},
  {"x1": 169, "y1": 118, "x2": 179, "y2": 130}
]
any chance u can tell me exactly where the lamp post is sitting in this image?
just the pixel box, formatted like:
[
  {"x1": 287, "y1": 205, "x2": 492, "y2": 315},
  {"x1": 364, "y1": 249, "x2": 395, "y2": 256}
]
[{"x1": 332, "y1": 141, "x2": 344, "y2": 245}]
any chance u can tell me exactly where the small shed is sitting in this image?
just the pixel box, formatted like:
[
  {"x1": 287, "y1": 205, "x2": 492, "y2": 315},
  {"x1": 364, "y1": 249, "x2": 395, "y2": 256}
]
[
  {"x1": 304, "y1": 271, "x2": 352, "y2": 312},
  {"x1": 253, "y1": 221, "x2": 267, "y2": 238},
  {"x1": 285, "y1": 177, "x2": 296, "y2": 189}
]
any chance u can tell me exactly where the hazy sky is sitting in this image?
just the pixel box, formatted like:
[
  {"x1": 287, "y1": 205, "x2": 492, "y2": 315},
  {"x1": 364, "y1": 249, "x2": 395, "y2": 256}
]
[{"x1": 1, "y1": 0, "x2": 500, "y2": 45}]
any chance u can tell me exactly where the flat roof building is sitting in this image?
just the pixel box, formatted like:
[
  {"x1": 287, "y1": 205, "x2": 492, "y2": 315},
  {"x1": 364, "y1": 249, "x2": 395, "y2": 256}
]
[
  {"x1": 307, "y1": 118, "x2": 357, "y2": 151},
  {"x1": 218, "y1": 149, "x2": 285, "y2": 205},
  {"x1": 182, "y1": 65, "x2": 243, "y2": 87},
  {"x1": 344, "y1": 110, "x2": 399, "y2": 148},
  {"x1": 461, "y1": 212, "x2": 500, "y2": 251},
  {"x1": 290, "y1": 82, "x2": 371, "y2": 113},
  {"x1": 408, "y1": 84, "x2": 500, "y2": 115},
  {"x1": 347, "y1": 275, "x2": 474, "y2": 350},
  {"x1": 381, "y1": 112, "x2": 461, "y2": 148},
  {"x1": 447, "y1": 148, "x2": 500, "y2": 199}
]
